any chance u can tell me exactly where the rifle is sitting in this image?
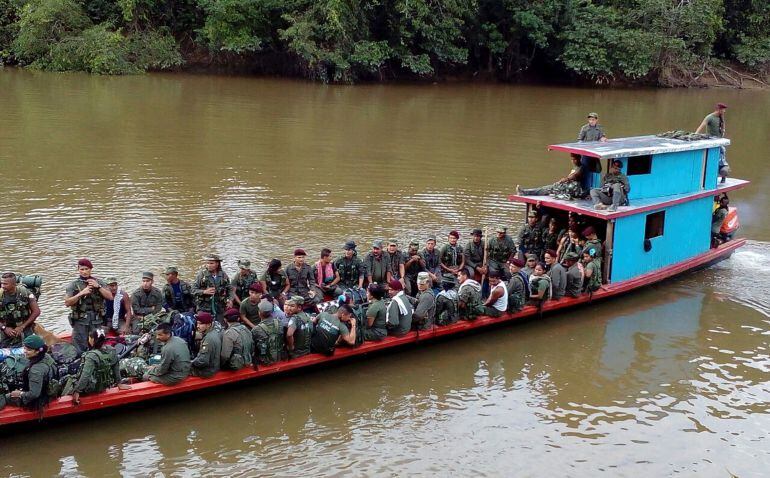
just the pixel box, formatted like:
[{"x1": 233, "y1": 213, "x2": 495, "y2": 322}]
[{"x1": 118, "y1": 323, "x2": 160, "y2": 360}]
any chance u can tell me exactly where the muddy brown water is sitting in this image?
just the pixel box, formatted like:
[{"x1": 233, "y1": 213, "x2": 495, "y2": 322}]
[{"x1": 1, "y1": 68, "x2": 769, "y2": 476}]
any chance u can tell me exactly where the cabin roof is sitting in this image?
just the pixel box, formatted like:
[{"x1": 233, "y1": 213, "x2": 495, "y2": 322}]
[
  {"x1": 508, "y1": 178, "x2": 749, "y2": 220},
  {"x1": 548, "y1": 135, "x2": 731, "y2": 159}
]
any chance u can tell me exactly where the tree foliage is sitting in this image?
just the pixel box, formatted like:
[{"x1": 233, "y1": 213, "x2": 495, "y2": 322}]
[{"x1": 2, "y1": 0, "x2": 768, "y2": 79}]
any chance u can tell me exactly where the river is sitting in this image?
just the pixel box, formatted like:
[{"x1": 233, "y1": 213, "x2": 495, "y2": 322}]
[{"x1": 1, "y1": 68, "x2": 769, "y2": 476}]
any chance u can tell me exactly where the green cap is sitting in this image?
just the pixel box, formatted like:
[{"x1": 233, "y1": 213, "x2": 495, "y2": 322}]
[
  {"x1": 258, "y1": 300, "x2": 274, "y2": 314},
  {"x1": 105, "y1": 277, "x2": 118, "y2": 285},
  {"x1": 238, "y1": 259, "x2": 251, "y2": 269},
  {"x1": 427, "y1": 235, "x2": 437, "y2": 242},
  {"x1": 23, "y1": 334, "x2": 45, "y2": 350},
  {"x1": 409, "y1": 239, "x2": 419, "y2": 247},
  {"x1": 495, "y1": 225, "x2": 507, "y2": 233},
  {"x1": 203, "y1": 254, "x2": 221, "y2": 262},
  {"x1": 417, "y1": 272, "x2": 430, "y2": 283},
  {"x1": 372, "y1": 240, "x2": 383, "y2": 249},
  {"x1": 141, "y1": 271, "x2": 154, "y2": 280},
  {"x1": 587, "y1": 112, "x2": 598, "y2": 118},
  {"x1": 527, "y1": 210, "x2": 538, "y2": 218},
  {"x1": 164, "y1": 266, "x2": 178, "y2": 274},
  {"x1": 441, "y1": 273, "x2": 457, "y2": 284},
  {"x1": 286, "y1": 295, "x2": 305, "y2": 306},
  {"x1": 563, "y1": 252, "x2": 580, "y2": 261},
  {"x1": 388, "y1": 240, "x2": 398, "y2": 246}
]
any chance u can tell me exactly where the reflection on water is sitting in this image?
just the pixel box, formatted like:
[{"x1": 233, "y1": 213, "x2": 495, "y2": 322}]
[{"x1": 1, "y1": 69, "x2": 769, "y2": 476}]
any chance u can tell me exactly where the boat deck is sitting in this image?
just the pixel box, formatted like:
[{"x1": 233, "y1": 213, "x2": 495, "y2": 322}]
[{"x1": 508, "y1": 178, "x2": 749, "y2": 219}]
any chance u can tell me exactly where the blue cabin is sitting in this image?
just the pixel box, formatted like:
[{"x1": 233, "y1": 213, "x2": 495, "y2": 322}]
[{"x1": 511, "y1": 135, "x2": 749, "y2": 284}]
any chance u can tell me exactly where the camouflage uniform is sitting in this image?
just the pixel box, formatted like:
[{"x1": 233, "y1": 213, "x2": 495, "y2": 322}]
[
  {"x1": 286, "y1": 263, "x2": 321, "y2": 305},
  {"x1": 162, "y1": 280, "x2": 194, "y2": 312},
  {"x1": 192, "y1": 269, "x2": 232, "y2": 323},
  {"x1": 463, "y1": 239, "x2": 485, "y2": 277},
  {"x1": 517, "y1": 224, "x2": 544, "y2": 261},
  {"x1": 65, "y1": 277, "x2": 109, "y2": 354},
  {"x1": 0, "y1": 285, "x2": 36, "y2": 347},
  {"x1": 131, "y1": 287, "x2": 164, "y2": 333},
  {"x1": 232, "y1": 270, "x2": 259, "y2": 302},
  {"x1": 487, "y1": 234, "x2": 516, "y2": 277},
  {"x1": 363, "y1": 252, "x2": 390, "y2": 285},
  {"x1": 412, "y1": 289, "x2": 435, "y2": 331}
]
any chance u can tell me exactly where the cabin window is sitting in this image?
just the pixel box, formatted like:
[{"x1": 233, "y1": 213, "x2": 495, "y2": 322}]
[
  {"x1": 645, "y1": 211, "x2": 665, "y2": 239},
  {"x1": 627, "y1": 155, "x2": 652, "y2": 175}
]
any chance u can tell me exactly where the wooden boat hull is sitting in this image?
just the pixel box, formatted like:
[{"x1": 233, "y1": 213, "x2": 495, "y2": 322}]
[{"x1": 0, "y1": 239, "x2": 745, "y2": 427}]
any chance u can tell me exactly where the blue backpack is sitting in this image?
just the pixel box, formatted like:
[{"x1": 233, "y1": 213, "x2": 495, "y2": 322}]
[{"x1": 172, "y1": 312, "x2": 196, "y2": 353}]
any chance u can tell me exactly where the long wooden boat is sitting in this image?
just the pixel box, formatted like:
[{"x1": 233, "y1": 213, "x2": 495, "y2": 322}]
[{"x1": 0, "y1": 134, "x2": 748, "y2": 427}]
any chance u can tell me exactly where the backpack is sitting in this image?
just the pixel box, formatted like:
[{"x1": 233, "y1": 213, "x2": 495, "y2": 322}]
[
  {"x1": 0, "y1": 355, "x2": 27, "y2": 394},
  {"x1": 253, "y1": 319, "x2": 285, "y2": 366},
  {"x1": 172, "y1": 312, "x2": 196, "y2": 353},
  {"x1": 352, "y1": 305, "x2": 367, "y2": 346},
  {"x1": 51, "y1": 342, "x2": 81, "y2": 379},
  {"x1": 139, "y1": 310, "x2": 175, "y2": 332},
  {"x1": 343, "y1": 288, "x2": 368, "y2": 306}
]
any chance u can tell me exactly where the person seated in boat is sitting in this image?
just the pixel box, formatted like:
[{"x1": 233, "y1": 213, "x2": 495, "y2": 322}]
[
  {"x1": 581, "y1": 250, "x2": 602, "y2": 294},
  {"x1": 581, "y1": 226, "x2": 603, "y2": 261},
  {"x1": 364, "y1": 240, "x2": 390, "y2": 286},
  {"x1": 457, "y1": 269, "x2": 484, "y2": 320},
  {"x1": 220, "y1": 308, "x2": 254, "y2": 370},
  {"x1": 557, "y1": 228, "x2": 582, "y2": 262},
  {"x1": 261, "y1": 259, "x2": 287, "y2": 309},
  {"x1": 311, "y1": 248, "x2": 339, "y2": 299},
  {"x1": 439, "y1": 231, "x2": 465, "y2": 277},
  {"x1": 190, "y1": 312, "x2": 222, "y2": 378},
  {"x1": 521, "y1": 254, "x2": 537, "y2": 277},
  {"x1": 131, "y1": 272, "x2": 164, "y2": 333},
  {"x1": 239, "y1": 282, "x2": 264, "y2": 328},
  {"x1": 562, "y1": 252, "x2": 583, "y2": 298},
  {"x1": 2, "y1": 334, "x2": 56, "y2": 411},
  {"x1": 489, "y1": 226, "x2": 516, "y2": 280},
  {"x1": 464, "y1": 228, "x2": 486, "y2": 279},
  {"x1": 528, "y1": 263, "x2": 552, "y2": 306},
  {"x1": 284, "y1": 297, "x2": 313, "y2": 359},
  {"x1": 411, "y1": 272, "x2": 435, "y2": 331},
  {"x1": 541, "y1": 218, "x2": 563, "y2": 259},
  {"x1": 435, "y1": 274, "x2": 460, "y2": 326},
  {"x1": 63, "y1": 329, "x2": 130, "y2": 405},
  {"x1": 364, "y1": 284, "x2": 387, "y2": 341},
  {"x1": 252, "y1": 300, "x2": 286, "y2": 365},
  {"x1": 516, "y1": 154, "x2": 586, "y2": 200},
  {"x1": 711, "y1": 194, "x2": 730, "y2": 247},
  {"x1": 103, "y1": 276, "x2": 132, "y2": 335},
  {"x1": 544, "y1": 250, "x2": 566, "y2": 300},
  {"x1": 517, "y1": 211, "x2": 545, "y2": 263},
  {"x1": 333, "y1": 240, "x2": 365, "y2": 294},
  {"x1": 505, "y1": 257, "x2": 527, "y2": 313},
  {"x1": 310, "y1": 304, "x2": 357, "y2": 355},
  {"x1": 385, "y1": 279, "x2": 413, "y2": 336},
  {"x1": 385, "y1": 240, "x2": 406, "y2": 289},
  {"x1": 590, "y1": 160, "x2": 630, "y2": 211},
  {"x1": 143, "y1": 323, "x2": 191, "y2": 386},
  {"x1": 482, "y1": 270, "x2": 508, "y2": 318},
  {"x1": 0, "y1": 272, "x2": 41, "y2": 348}
]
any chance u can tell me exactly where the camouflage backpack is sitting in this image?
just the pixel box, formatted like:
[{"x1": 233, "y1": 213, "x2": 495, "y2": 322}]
[
  {"x1": 0, "y1": 355, "x2": 28, "y2": 394},
  {"x1": 253, "y1": 319, "x2": 285, "y2": 366},
  {"x1": 120, "y1": 357, "x2": 149, "y2": 378},
  {"x1": 51, "y1": 342, "x2": 81, "y2": 379}
]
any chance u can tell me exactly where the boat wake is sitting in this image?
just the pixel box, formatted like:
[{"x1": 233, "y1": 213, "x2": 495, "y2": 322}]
[{"x1": 707, "y1": 240, "x2": 770, "y2": 318}]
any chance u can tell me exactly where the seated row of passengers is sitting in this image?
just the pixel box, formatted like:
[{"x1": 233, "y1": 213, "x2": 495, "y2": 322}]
[{"x1": 0, "y1": 217, "x2": 607, "y2": 409}]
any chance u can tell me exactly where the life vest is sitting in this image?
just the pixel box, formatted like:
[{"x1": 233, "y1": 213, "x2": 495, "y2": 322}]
[
  {"x1": 720, "y1": 206, "x2": 740, "y2": 235},
  {"x1": 0, "y1": 285, "x2": 32, "y2": 328},
  {"x1": 289, "y1": 312, "x2": 314, "y2": 356},
  {"x1": 69, "y1": 280, "x2": 106, "y2": 321},
  {"x1": 336, "y1": 257, "x2": 362, "y2": 286}
]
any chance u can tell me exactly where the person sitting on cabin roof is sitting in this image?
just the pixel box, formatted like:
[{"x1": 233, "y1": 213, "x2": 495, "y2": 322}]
[
  {"x1": 581, "y1": 249, "x2": 602, "y2": 294},
  {"x1": 516, "y1": 212, "x2": 544, "y2": 263},
  {"x1": 516, "y1": 154, "x2": 586, "y2": 200},
  {"x1": 482, "y1": 270, "x2": 508, "y2": 318},
  {"x1": 562, "y1": 252, "x2": 583, "y2": 298},
  {"x1": 544, "y1": 250, "x2": 566, "y2": 299},
  {"x1": 506, "y1": 257, "x2": 527, "y2": 312},
  {"x1": 590, "y1": 160, "x2": 630, "y2": 211},
  {"x1": 581, "y1": 226, "x2": 604, "y2": 261},
  {"x1": 695, "y1": 103, "x2": 729, "y2": 184}
]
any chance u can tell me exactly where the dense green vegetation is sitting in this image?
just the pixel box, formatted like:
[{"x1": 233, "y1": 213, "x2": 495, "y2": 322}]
[{"x1": 1, "y1": 0, "x2": 768, "y2": 84}]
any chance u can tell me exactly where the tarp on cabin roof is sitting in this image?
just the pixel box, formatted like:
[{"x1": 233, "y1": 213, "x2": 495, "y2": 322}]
[{"x1": 548, "y1": 135, "x2": 731, "y2": 159}]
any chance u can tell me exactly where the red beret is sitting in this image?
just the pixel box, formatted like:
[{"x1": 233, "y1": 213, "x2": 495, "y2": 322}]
[
  {"x1": 716, "y1": 103, "x2": 728, "y2": 109},
  {"x1": 387, "y1": 279, "x2": 403, "y2": 291},
  {"x1": 224, "y1": 307, "x2": 240, "y2": 318},
  {"x1": 293, "y1": 248, "x2": 306, "y2": 256},
  {"x1": 545, "y1": 249, "x2": 557, "y2": 258},
  {"x1": 196, "y1": 311, "x2": 213, "y2": 324},
  {"x1": 77, "y1": 258, "x2": 93, "y2": 269},
  {"x1": 510, "y1": 258, "x2": 526, "y2": 267},
  {"x1": 448, "y1": 230, "x2": 460, "y2": 238},
  {"x1": 582, "y1": 226, "x2": 596, "y2": 237},
  {"x1": 249, "y1": 282, "x2": 264, "y2": 293}
]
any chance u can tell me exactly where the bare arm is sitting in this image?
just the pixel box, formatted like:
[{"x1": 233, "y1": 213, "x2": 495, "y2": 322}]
[{"x1": 695, "y1": 119, "x2": 708, "y2": 134}]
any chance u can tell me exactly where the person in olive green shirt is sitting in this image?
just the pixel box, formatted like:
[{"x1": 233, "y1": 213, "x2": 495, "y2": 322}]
[
  {"x1": 285, "y1": 296, "x2": 314, "y2": 359},
  {"x1": 131, "y1": 271, "x2": 164, "y2": 333},
  {"x1": 695, "y1": 103, "x2": 729, "y2": 183},
  {"x1": 239, "y1": 282, "x2": 264, "y2": 328},
  {"x1": 144, "y1": 323, "x2": 191, "y2": 385},
  {"x1": 191, "y1": 312, "x2": 222, "y2": 378},
  {"x1": 310, "y1": 305, "x2": 356, "y2": 355},
  {"x1": 385, "y1": 279, "x2": 413, "y2": 336},
  {"x1": 220, "y1": 308, "x2": 254, "y2": 370},
  {"x1": 590, "y1": 160, "x2": 630, "y2": 211},
  {"x1": 3, "y1": 334, "x2": 56, "y2": 411},
  {"x1": 231, "y1": 260, "x2": 259, "y2": 306},
  {"x1": 364, "y1": 283, "x2": 387, "y2": 341}
]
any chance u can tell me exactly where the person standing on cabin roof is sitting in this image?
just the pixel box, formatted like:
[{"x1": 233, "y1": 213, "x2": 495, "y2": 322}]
[
  {"x1": 0, "y1": 272, "x2": 41, "y2": 348},
  {"x1": 464, "y1": 229, "x2": 487, "y2": 279},
  {"x1": 162, "y1": 267, "x2": 194, "y2": 314},
  {"x1": 590, "y1": 159, "x2": 630, "y2": 211},
  {"x1": 231, "y1": 260, "x2": 258, "y2": 307},
  {"x1": 695, "y1": 103, "x2": 730, "y2": 184},
  {"x1": 104, "y1": 276, "x2": 132, "y2": 335},
  {"x1": 131, "y1": 271, "x2": 164, "y2": 333},
  {"x1": 577, "y1": 112, "x2": 608, "y2": 193},
  {"x1": 517, "y1": 211, "x2": 545, "y2": 261},
  {"x1": 64, "y1": 258, "x2": 113, "y2": 354}
]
